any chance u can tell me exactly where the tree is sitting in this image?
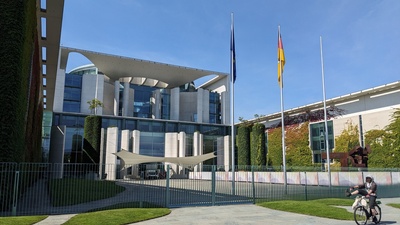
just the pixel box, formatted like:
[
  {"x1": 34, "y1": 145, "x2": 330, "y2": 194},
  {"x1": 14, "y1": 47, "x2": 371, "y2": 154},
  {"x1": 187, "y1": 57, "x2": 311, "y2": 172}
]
[
  {"x1": 237, "y1": 125, "x2": 251, "y2": 167},
  {"x1": 250, "y1": 123, "x2": 266, "y2": 167},
  {"x1": 87, "y1": 98, "x2": 104, "y2": 115},
  {"x1": 285, "y1": 122, "x2": 312, "y2": 167}
]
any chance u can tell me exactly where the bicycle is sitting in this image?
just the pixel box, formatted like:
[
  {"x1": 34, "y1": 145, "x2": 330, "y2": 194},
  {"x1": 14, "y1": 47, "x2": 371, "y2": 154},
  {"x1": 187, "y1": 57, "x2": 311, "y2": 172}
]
[{"x1": 352, "y1": 195, "x2": 381, "y2": 225}]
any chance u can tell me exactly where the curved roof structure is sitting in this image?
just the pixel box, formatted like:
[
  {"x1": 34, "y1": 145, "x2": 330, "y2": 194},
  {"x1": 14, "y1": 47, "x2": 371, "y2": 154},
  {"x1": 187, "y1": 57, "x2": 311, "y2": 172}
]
[
  {"x1": 60, "y1": 47, "x2": 228, "y2": 89},
  {"x1": 114, "y1": 149, "x2": 216, "y2": 169}
]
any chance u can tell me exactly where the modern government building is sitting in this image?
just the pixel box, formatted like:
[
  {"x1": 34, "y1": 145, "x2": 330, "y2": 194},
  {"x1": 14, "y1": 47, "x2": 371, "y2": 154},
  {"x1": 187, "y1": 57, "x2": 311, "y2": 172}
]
[{"x1": 39, "y1": 1, "x2": 400, "y2": 179}]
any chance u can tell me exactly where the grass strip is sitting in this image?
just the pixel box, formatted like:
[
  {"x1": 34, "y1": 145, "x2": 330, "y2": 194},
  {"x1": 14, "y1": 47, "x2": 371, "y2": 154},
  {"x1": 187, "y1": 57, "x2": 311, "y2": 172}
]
[
  {"x1": 64, "y1": 208, "x2": 170, "y2": 225},
  {"x1": 0, "y1": 215, "x2": 47, "y2": 225},
  {"x1": 387, "y1": 203, "x2": 400, "y2": 209},
  {"x1": 257, "y1": 198, "x2": 354, "y2": 220}
]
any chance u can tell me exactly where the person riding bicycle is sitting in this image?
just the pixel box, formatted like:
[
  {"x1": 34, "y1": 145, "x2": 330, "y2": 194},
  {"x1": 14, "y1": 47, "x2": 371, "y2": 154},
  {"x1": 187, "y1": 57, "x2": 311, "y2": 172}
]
[{"x1": 346, "y1": 175, "x2": 378, "y2": 221}]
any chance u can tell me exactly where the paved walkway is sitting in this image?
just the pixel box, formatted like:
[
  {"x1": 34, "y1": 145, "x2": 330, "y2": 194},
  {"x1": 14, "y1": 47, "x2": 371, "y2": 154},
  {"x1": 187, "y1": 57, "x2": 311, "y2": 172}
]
[{"x1": 35, "y1": 197, "x2": 400, "y2": 225}]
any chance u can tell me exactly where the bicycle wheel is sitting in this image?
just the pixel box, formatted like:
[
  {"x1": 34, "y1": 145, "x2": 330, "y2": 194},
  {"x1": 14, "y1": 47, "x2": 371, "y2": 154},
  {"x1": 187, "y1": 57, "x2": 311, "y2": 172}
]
[
  {"x1": 372, "y1": 205, "x2": 381, "y2": 224},
  {"x1": 354, "y1": 206, "x2": 368, "y2": 225}
]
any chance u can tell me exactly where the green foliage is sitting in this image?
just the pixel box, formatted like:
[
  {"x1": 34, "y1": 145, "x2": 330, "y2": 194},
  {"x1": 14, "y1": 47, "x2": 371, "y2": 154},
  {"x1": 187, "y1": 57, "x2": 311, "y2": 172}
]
[
  {"x1": 266, "y1": 127, "x2": 283, "y2": 169},
  {"x1": 87, "y1": 98, "x2": 104, "y2": 114},
  {"x1": 0, "y1": 215, "x2": 47, "y2": 225},
  {"x1": 250, "y1": 123, "x2": 266, "y2": 166},
  {"x1": 333, "y1": 121, "x2": 359, "y2": 153},
  {"x1": 285, "y1": 122, "x2": 312, "y2": 167},
  {"x1": 83, "y1": 116, "x2": 102, "y2": 164},
  {"x1": 365, "y1": 108, "x2": 400, "y2": 168},
  {"x1": 237, "y1": 125, "x2": 251, "y2": 166},
  {"x1": 49, "y1": 178, "x2": 125, "y2": 206},
  {"x1": 64, "y1": 208, "x2": 170, "y2": 225},
  {"x1": 0, "y1": 0, "x2": 40, "y2": 162},
  {"x1": 257, "y1": 198, "x2": 355, "y2": 220}
]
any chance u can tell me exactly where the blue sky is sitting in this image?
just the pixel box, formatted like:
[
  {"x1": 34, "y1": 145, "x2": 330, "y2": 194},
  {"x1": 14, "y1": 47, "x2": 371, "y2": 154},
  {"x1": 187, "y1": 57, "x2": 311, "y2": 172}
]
[{"x1": 61, "y1": 0, "x2": 400, "y2": 122}]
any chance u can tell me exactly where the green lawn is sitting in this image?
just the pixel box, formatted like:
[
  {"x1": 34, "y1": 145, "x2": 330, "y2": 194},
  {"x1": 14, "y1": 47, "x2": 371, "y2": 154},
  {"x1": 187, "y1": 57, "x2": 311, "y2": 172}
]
[
  {"x1": 388, "y1": 203, "x2": 400, "y2": 209},
  {"x1": 49, "y1": 178, "x2": 125, "y2": 206},
  {"x1": 257, "y1": 198, "x2": 355, "y2": 220},
  {"x1": 64, "y1": 208, "x2": 170, "y2": 225},
  {"x1": 0, "y1": 215, "x2": 47, "y2": 225}
]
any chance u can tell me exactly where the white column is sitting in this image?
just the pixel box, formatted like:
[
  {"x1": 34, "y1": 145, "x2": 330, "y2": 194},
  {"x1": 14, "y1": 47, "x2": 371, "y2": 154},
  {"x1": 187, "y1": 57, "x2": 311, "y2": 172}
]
[
  {"x1": 105, "y1": 127, "x2": 119, "y2": 180},
  {"x1": 178, "y1": 132, "x2": 186, "y2": 174},
  {"x1": 224, "y1": 135, "x2": 231, "y2": 172},
  {"x1": 114, "y1": 80, "x2": 120, "y2": 116},
  {"x1": 193, "y1": 131, "x2": 203, "y2": 172},
  {"x1": 53, "y1": 68, "x2": 66, "y2": 112},
  {"x1": 122, "y1": 82, "x2": 130, "y2": 116},
  {"x1": 165, "y1": 132, "x2": 178, "y2": 176},
  {"x1": 120, "y1": 130, "x2": 130, "y2": 179},
  {"x1": 170, "y1": 87, "x2": 180, "y2": 120}
]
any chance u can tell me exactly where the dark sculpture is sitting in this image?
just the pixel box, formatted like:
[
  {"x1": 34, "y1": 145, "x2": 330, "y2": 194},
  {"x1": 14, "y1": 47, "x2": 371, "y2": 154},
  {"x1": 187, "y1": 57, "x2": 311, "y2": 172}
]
[{"x1": 321, "y1": 145, "x2": 371, "y2": 171}]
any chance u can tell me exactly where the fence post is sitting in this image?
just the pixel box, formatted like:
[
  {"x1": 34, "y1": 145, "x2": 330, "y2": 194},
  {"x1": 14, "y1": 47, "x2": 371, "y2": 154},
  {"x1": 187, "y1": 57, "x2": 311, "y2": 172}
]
[
  {"x1": 211, "y1": 165, "x2": 216, "y2": 206},
  {"x1": 165, "y1": 165, "x2": 170, "y2": 208},
  {"x1": 12, "y1": 170, "x2": 20, "y2": 216},
  {"x1": 304, "y1": 171, "x2": 308, "y2": 201},
  {"x1": 252, "y1": 166, "x2": 255, "y2": 204}
]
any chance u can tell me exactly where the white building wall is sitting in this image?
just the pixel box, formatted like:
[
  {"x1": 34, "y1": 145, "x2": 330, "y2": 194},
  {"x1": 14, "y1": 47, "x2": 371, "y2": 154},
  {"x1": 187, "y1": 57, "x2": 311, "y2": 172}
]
[
  {"x1": 196, "y1": 89, "x2": 204, "y2": 123},
  {"x1": 197, "y1": 88, "x2": 210, "y2": 123},
  {"x1": 128, "y1": 88, "x2": 134, "y2": 117},
  {"x1": 53, "y1": 68, "x2": 66, "y2": 112},
  {"x1": 103, "y1": 80, "x2": 115, "y2": 115},
  {"x1": 180, "y1": 92, "x2": 197, "y2": 122},
  {"x1": 170, "y1": 87, "x2": 180, "y2": 120},
  {"x1": 81, "y1": 74, "x2": 104, "y2": 114}
]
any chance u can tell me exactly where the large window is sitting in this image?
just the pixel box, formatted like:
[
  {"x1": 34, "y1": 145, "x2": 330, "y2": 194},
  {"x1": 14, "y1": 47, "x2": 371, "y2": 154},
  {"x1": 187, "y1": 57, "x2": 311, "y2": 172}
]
[
  {"x1": 132, "y1": 84, "x2": 156, "y2": 118},
  {"x1": 161, "y1": 90, "x2": 170, "y2": 120},
  {"x1": 63, "y1": 73, "x2": 82, "y2": 113},
  {"x1": 209, "y1": 92, "x2": 221, "y2": 124},
  {"x1": 139, "y1": 132, "x2": 165, "y2": 157},
  {"x1": 310, "y1": 121, "x2": 334, "y2": 163}
]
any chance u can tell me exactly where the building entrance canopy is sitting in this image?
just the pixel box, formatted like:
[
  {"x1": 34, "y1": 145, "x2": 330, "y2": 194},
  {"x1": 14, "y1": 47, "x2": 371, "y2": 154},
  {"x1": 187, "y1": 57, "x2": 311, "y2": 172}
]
[{"x1": 114, "y1": 149, "x2": 216, "y2": 168}]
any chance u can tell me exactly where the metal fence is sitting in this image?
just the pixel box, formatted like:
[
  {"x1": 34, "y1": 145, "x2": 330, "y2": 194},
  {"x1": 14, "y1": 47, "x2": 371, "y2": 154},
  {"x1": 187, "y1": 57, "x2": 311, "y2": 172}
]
[{"x1": 0, "y1": 163, "x2": 399, "y2": 217}]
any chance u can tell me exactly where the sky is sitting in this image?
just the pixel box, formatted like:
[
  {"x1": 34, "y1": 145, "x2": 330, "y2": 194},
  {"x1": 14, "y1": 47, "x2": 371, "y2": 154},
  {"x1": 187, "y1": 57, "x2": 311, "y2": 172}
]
[{"x1": 60, "y1": 0, "x2": 400, "y2": 122}]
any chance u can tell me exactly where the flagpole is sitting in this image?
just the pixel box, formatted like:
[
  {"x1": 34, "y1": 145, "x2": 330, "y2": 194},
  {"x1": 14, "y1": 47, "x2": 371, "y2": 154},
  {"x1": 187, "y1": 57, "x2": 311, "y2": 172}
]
[
  {"x1": 320, "y1": 36, "x2": 331, "y2": 187},
  {"x1": 230, "y1": 12, "x2": 236, "y2": 195},
  {"x1": 278, "y1": 25, "x2": 287, "y2": 190}
]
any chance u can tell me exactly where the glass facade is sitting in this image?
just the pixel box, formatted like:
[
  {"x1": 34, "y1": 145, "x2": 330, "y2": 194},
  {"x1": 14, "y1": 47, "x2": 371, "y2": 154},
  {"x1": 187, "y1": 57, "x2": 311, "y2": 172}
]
[
  {"x1": 209, "y1": 92, "x2": 221, "y2": 124},
  {"x1": 139, "y1": 132, "x2": 165, "y2": 157},
  {"x1": 63, "y1": 73, "x2": 82, "y2": 112},
  {"x1": 132, "y1": 84, "x2": 156, "y2": 118},
  {"x1": 160, "y1": 89, "x2": 170, "y2": 120},
  {"x1": 310, "y1": 121, "x2": 334, "y2": 163},
  {"x1": 53, "y1": 113, "x2": 229, "y2": 163}
]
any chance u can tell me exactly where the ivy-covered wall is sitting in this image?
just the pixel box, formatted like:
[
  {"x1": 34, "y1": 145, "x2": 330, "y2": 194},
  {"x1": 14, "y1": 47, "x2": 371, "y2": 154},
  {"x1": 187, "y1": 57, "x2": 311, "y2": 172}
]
[
  {"x1": 0, "y1": 0, "x2": 42, "y2": 162},
  {"x1": 83, "y1": 116, "x2": 102, "y2": 164}
]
